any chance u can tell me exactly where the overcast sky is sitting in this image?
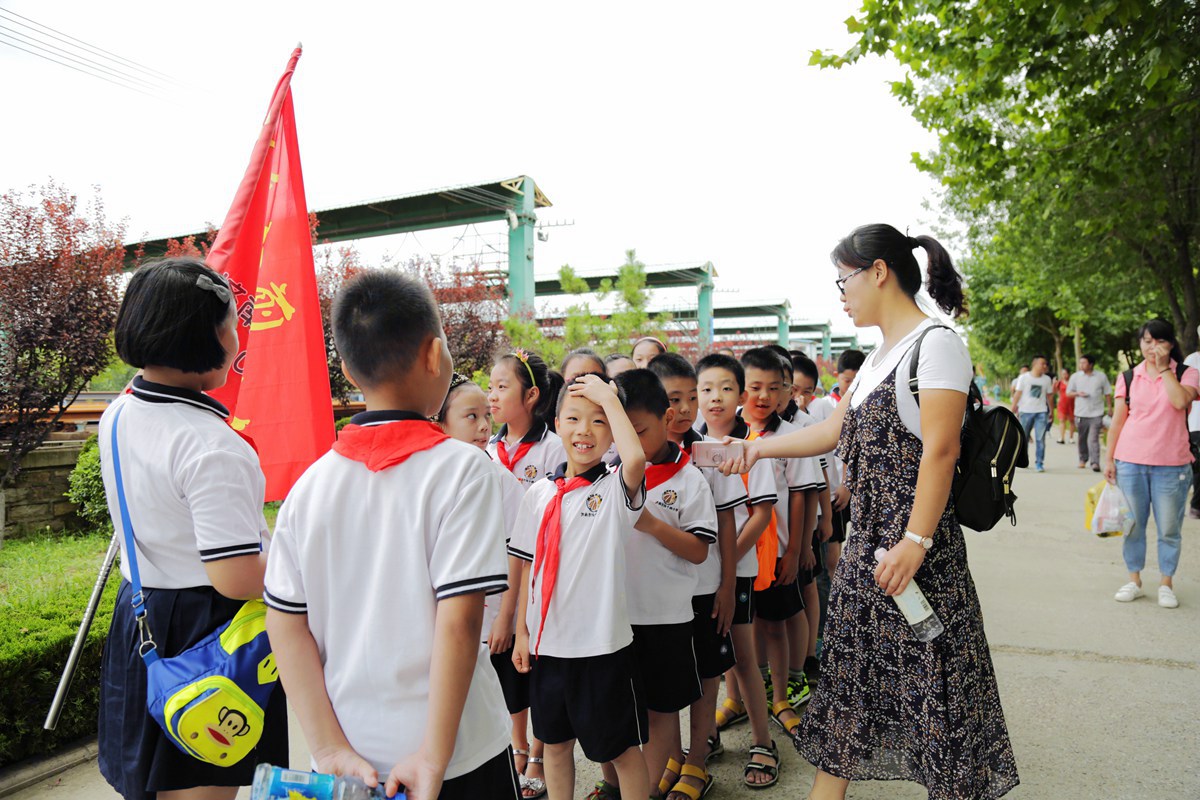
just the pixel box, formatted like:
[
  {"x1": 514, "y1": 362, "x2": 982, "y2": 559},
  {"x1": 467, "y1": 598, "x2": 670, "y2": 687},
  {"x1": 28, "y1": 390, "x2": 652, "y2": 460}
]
[{"x1": 0, "y1": 1, "x2": 945, "y2": 349}]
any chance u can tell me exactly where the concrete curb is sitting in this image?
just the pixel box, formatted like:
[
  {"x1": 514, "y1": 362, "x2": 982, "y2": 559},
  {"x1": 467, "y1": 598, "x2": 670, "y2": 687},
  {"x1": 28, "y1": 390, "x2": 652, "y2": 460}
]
[{"x1": 0, "y1": 738, "x2": 99, "y2": 797}]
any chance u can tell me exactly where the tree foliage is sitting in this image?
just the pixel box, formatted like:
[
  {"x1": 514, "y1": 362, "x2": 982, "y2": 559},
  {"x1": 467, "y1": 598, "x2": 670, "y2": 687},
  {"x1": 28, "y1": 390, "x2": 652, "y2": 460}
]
[
  {"x1": 817, "y1": 1, "x2": 1200, "y2": 360},
  {"x1": 0, "y1": 182, "x2": 124, "y2": 487},
  {"x1": 507, "y1": 249, "x2": 674, "y2": 366}
]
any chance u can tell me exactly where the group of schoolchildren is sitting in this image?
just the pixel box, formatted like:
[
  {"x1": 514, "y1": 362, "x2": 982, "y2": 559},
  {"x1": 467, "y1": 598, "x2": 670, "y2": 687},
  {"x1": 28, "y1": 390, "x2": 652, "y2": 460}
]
[
  {"x1": 261, "y1": 267, "x2": 878, "y2": 800},
  {"x1": 266, "y1": 269, "x2": 877, "y2": 800}
]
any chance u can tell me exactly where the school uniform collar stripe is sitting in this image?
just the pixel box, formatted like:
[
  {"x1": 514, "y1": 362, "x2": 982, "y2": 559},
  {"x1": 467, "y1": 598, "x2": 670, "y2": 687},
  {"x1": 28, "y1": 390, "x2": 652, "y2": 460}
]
[
  {"x1": 348, "y1": 410, "x2": 430, "y2": 426},
  {"x1": 131, "y1": 376, "x2": 229, "y2": 418},
  {"x1": 490, "y1": 418, "x2": 549, "y2": 445},
  {"x1": 681, "y1": 428, "x2": 703, "y2": 450},
  {"x1": 761, "y1": 412, "x2": 783, "y2": 434},
  {"x1": 547, "y1": 461, "x2": 609, "y2": 483},
  {"x1": 698, "y1": 418, "x2": 750, "y2": 440}
]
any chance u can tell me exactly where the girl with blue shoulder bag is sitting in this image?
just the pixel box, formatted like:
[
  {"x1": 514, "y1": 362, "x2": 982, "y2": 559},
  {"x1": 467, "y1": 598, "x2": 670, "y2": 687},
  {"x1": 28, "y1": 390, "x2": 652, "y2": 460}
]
[{"x1": 98, "y1": 259, "x2": 287, "y2": 800}]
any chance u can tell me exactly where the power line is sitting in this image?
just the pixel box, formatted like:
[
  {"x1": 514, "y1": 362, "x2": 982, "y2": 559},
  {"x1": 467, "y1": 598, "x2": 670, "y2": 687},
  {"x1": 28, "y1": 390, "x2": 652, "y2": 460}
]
[
  {"x1": 0, "y1": 7, "x2": 183, "y2": 87},
  {"x1": 0, "y1": 35, "x2": 163, "y2": 99},
  {"x1": 0, "y1": 24, "x2": 168, "y2": 95}
]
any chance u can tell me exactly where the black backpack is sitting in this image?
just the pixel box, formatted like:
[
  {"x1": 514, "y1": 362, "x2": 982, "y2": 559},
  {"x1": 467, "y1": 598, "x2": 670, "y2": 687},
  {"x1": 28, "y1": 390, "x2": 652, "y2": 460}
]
[{"x1": 909, "y1": 326, "x2": 1029, "y2": 531}]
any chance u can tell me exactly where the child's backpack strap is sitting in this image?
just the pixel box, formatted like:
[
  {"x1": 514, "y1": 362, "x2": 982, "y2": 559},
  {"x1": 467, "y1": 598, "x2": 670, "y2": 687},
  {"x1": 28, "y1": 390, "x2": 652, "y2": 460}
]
[{"x1": 110, "y1": 404, "x2": 159, "y2": 665}]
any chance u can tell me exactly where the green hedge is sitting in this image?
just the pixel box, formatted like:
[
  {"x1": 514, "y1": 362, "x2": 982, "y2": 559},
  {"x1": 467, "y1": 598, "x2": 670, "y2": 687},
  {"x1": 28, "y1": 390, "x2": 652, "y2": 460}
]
[
  {"x1": 66, "y1": 434, "x2": 111, "y2": 533},
  {"x1": 0, "y1": 531, "x2": 118, "y2": 767}
]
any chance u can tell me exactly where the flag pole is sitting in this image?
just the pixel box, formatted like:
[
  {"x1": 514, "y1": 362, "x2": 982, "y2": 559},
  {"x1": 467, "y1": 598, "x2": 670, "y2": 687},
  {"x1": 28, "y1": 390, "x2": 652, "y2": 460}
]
[{"x1": 44, "y1": 533, "x2": 120, "y2": 730}]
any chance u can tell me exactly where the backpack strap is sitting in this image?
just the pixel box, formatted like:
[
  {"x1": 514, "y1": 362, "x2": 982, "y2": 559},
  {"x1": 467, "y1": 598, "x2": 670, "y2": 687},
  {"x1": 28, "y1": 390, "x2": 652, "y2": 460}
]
[
  {"x1": 109, "y1": 404, "x2": 159, "y2": 664},
  {"x1": 908, "y1": 324, "x2": 954, "y2": 407},
  {"x1": 1124, "y1": 362, "x2": 1187, "y2": 410}
]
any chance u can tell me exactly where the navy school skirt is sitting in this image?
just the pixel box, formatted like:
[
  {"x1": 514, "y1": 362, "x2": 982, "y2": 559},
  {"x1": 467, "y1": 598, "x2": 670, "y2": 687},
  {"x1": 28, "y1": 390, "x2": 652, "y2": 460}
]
[{"x1": 98, "y1": 580, "x2": 288, "y2": 800}]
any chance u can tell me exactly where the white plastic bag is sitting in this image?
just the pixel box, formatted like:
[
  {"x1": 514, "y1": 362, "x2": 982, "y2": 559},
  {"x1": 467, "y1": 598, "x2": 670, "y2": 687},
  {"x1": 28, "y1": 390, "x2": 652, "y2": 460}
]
[{"x1": 1090, "y1": 482, "x2": 1134, "y2": 537}]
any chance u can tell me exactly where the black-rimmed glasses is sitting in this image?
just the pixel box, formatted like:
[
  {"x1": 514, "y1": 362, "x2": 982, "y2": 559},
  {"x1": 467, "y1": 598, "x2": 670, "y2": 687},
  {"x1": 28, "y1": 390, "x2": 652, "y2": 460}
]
[{"x1": 835, "y1": 265, "x2": 870, "y2": 295}]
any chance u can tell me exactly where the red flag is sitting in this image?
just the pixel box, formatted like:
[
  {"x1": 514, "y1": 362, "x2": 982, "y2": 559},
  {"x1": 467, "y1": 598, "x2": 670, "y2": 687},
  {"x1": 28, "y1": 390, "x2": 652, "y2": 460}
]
[{"x1": 206, "y1": 47, "x2": 334, "y2": 500}]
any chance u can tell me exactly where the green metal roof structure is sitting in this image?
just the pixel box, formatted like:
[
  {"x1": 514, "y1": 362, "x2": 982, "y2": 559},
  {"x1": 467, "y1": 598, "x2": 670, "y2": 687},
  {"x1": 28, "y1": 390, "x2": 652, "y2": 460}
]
[{"x1": 128, "y1": 176, "x2": 551, "y2": 314}]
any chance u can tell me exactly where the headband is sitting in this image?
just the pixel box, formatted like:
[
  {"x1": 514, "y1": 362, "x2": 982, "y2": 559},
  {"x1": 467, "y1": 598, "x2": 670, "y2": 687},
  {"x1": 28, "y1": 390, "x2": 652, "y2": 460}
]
[
  {"x1": 633, "y1": 336, "x2": 666, "y2": 352},
  {"x1": 196, "y1": 274, "x2": 232, "y2": 304},
  {"x1": 509, "y1": 349, "x2": 537, "y2": 387},
  {"x1": 430, "y1": 372, "x2": 474, "y2": 423}
]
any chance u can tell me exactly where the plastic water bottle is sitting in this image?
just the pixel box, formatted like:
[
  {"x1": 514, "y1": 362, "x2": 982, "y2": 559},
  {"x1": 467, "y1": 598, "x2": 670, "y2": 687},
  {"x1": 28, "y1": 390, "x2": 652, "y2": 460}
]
[
  {"x1": 251, "y1": 763, "x2": 405, "y2": 800},
  {"x1": 874, "y1": 548, "x2": 944, "y2": 642}
]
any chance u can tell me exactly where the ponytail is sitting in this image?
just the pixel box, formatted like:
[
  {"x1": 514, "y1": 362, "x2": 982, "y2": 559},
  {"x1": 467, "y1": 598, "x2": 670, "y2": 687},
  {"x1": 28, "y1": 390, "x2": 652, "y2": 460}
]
[
  {"x1": 912, "y1": 234, "x2": 967, "y2": 319},
  {"x1": 831, "y1": 224, "x2": 967, "y2": 319}
]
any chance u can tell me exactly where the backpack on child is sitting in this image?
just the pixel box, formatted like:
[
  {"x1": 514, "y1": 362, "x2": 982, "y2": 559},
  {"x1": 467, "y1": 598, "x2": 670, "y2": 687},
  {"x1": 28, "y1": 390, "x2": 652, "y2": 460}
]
[{"x1": 910, "y1": 326, "x2": 1029, "y2": 531}]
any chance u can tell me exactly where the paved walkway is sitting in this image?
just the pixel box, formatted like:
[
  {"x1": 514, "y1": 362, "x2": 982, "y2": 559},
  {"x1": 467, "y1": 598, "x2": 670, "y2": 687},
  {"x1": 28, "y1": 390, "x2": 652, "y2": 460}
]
[{"x1": 6, "y1": 437, "x2": 1199, "y2": 798}]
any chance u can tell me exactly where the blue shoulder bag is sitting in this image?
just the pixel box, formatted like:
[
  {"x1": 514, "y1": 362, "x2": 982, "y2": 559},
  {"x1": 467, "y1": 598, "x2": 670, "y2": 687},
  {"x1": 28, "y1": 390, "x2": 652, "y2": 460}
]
[{"x1": 111, "y1": 403, "x2": 279, "y2": 767}]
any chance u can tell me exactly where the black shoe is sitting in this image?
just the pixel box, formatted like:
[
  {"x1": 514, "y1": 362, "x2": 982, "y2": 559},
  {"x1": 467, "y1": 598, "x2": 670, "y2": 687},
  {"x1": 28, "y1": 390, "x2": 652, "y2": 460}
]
[{"x1": 1091, "y1": 465, "x2": 1101, "y2": 472}]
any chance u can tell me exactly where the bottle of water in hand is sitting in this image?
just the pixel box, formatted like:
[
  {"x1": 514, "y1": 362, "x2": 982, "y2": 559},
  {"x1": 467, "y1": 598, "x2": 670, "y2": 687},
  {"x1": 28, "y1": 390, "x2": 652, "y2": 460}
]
[
  {"x1": 874, "y1": 548, "x2": 944, "y2": 642},
  {"x1": 251, "y1": 763, "x2": 402, "y2": 800}
]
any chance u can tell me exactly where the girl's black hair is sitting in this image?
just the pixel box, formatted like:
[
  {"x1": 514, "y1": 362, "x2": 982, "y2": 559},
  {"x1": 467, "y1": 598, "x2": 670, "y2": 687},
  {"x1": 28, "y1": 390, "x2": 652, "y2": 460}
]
[
  {"x1": 1139, "y1": 318, "x2": 1186, "y2": 365},
  {"x1": 561, "y1": 348, "x2": 606, "y2": 376},
  {"x1": 115, "y1": 258, "x2": 234, "y2": 373},
  {"x1": 499, "y1": 349, "x2": 563, "y2": 429},
  {"x1": 790, "y1": 352, "x2": 819, "y2": 384},
  {"x1": 831, "y1": 223, "x2": 967, "y2": 319}
]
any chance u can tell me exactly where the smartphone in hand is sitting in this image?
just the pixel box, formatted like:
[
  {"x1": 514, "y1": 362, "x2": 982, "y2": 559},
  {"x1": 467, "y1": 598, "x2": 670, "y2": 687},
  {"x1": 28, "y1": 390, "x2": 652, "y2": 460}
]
[{"x1": 691, "y1": 441, "x2": 744, "y2": 468}]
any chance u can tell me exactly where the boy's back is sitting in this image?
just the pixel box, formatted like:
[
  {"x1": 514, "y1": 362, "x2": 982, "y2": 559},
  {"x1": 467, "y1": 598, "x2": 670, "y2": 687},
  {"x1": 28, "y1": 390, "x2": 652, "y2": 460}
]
[{"x1": 265, "y1": 429, "x2": 511, "y2": 778}]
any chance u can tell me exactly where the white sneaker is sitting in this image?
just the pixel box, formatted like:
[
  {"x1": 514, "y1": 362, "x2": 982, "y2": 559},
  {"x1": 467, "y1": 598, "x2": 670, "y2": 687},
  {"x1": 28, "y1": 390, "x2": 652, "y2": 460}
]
[
  {"x1": 1158, "y1": 586, "x2": 1179, "y2": 608},
  {"x1": 1114, "y1": 582, "x2": 1144, "y2": 602}
]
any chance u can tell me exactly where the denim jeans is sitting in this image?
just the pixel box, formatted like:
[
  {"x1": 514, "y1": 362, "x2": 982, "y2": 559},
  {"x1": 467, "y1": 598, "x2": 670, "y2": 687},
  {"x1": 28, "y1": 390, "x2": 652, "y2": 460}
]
[
  {"x1": 1019, "y1": 411, "x2": 1049, "y2": 468},
  {"x1": 1115, "y1": 460, "x2": 1189, "y2": 577}
]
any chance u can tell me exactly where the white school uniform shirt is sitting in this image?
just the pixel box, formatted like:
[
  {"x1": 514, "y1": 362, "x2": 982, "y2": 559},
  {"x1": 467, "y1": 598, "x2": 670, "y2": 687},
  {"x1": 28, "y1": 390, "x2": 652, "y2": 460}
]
[
  {"x1": 620, "y1": 443, "x2": 717, "y2": 625},
  {"x1": 682, "y1": 428, "x2": 750, "y2": 594},
  {"x1": 487, "y1": 419, "x2": 567, "y2": 491},
  {"x1": 98, "y1": 377, "x2": 267, "y2": 590},
  {"x1": 849, "y1": 318, "x2": 973, "y2": 439},
  {"x1": 264, "y1": 411, "x2": 510, "y2": 780},
  {"x1": 700, "y1": 419, "x2": 777, "y2": 578},
  {"x1": 508, "y1": 462, "x2": 646, "y2": 658},
  {"x1": 753, "y1": 413, "x2": 825, "y2": 551},
  {"x1": 482, "y1": 457, "x2": 528, "y2": 639}
]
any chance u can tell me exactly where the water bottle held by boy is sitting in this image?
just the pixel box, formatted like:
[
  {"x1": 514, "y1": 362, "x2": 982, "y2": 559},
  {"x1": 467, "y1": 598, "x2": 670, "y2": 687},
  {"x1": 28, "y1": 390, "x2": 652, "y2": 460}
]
[
  {"x1": 251, "y1": 763, "x2": 406, "y2": 800},
  {"x1": 874, "y1": 548, "x2": 944, "y2": 642}
]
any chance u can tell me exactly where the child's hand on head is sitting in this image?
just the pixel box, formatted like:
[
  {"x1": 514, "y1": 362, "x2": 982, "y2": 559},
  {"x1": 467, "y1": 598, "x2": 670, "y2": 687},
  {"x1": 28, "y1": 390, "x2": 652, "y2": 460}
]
[{"x1": 569, "y1": 373, "x2": 618, "y2": 404}]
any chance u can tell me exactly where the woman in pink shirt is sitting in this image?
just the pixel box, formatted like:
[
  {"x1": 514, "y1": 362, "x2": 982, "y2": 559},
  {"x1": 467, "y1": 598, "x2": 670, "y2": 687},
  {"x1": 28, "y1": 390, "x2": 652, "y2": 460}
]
[{"x1": 1104, "y1": 319, "x2": 1199, "y2": 609}]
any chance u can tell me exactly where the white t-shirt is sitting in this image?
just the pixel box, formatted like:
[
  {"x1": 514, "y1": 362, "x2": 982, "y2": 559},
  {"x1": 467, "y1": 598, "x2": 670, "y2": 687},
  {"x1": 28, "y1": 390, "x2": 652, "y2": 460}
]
[
  {"x1": 700, "y1": 419, "x2": 778, "y2": 578},
  {"x1": 753, "y1": 415, "x2": 825, "y2": 551},
  {"x1": 1014, "y1": 371, "x2": 1055, "y2": 415},
  {"x1": 264, "y1": 413, "x2": 510, "y2": 780},
  {"x1": 1186, "y1": 354, "x2": 1200, "y2": 432},
  {"x1": 482, "y1": 457, "x2": 528, "y2": 639},
  {"x1": 486, "y1": 420, "x2": 567, "y2": 491},
  {"x1": 99, "y1": 379, "x2": 268, "y2": 590},
  {"x1": 682, "y1": 429, "x2": 749, "y2": 595},
  {"x1": 849, "y1": 319, "x2": 973, "y2": 438},
  {"x1": 509, "y1": 463, "x2": 646, "y2": 658},
  {"x1": 1067, "y1": 370, "x2": 1113, "y2": 420},
  {"x1": 626, "y1": 447, "x2": 717, "y2": 624}
]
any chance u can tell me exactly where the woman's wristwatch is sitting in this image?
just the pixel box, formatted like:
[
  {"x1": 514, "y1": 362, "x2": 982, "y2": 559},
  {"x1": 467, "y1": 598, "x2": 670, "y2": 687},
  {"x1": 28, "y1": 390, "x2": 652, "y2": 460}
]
[{"x1": 904, "y1": 530, "x2": 933, "y2": 550}]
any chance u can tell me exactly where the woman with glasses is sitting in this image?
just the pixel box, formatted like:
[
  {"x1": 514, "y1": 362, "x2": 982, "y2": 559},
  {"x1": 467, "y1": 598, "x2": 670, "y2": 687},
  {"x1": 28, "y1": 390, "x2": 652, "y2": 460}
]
[{"x1": 720, "y1": 224, "x2": 1018, "y2": 800}]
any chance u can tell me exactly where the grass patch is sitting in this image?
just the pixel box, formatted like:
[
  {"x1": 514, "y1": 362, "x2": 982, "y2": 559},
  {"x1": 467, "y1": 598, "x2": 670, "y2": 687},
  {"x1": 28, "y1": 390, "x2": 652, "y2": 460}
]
[{"x1": 0, "y1": 529, "x2": 118, "y2": 767}]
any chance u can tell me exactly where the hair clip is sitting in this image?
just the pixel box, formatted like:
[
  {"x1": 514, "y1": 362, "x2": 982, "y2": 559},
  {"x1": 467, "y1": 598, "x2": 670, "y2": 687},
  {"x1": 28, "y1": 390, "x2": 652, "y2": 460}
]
[
  {"x1": 430, "y1": 373, "x2": 473, "y2": 423},
  {"x1": 509, "y1": 349, "x2": 536, "y2": 386},
  {"x1": 196, "y1": 274, "x2": 233, "y2": 304}
]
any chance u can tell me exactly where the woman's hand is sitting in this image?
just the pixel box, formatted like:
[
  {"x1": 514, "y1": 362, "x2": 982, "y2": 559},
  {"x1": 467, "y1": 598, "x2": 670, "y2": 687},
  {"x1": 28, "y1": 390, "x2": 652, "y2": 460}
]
[
  {"x1": 1152, "y1": 341, "x2": 1173, "y2": 370},
  {"x1": 873, "y1": 538, "x2": 927, "y2": 596},
  {"x1": 1104, "y1": 459, "x2": 1117, "y2": 485},
  {"x1": 718, "y1": 437, "x2": 760, "y2": 476}
]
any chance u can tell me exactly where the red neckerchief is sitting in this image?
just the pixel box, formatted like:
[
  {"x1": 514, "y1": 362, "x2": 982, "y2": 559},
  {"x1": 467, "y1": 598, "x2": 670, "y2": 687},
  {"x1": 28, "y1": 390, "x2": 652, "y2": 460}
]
[
  {"x1": 496, "y1": 438, "x2": 535, "y2": 473},
  {"x1": 531, "y1": 473, "x2": 595, "y2": 655},
  {"x1": 645, "y1": 446, "x2": 690, "y2": 490},
  {"x1": 741, "y1": 429, "x2": 779, "y2": 592},
  {"x1": 333, "y1": 421, "x2": 449, "y2": 472}
]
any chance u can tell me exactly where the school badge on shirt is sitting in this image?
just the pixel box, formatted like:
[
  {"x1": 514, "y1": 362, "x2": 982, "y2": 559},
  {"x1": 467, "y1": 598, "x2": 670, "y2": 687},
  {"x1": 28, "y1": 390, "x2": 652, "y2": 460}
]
[
  {"x1": 659, "y1": 489, "x2": 678, "y2": 508},
  {"x1": 524, "y1": 464, "x2": 539, "y2": 480},
  {"x1": 582, "y1": 493, "x2": 603, "y2": 516}
]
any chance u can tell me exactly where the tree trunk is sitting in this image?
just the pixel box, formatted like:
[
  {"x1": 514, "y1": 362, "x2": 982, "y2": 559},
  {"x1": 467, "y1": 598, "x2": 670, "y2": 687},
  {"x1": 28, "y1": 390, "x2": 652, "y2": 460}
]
[{"x1": 1074, "y1": 323, "x2": 1083, "y2": 368}]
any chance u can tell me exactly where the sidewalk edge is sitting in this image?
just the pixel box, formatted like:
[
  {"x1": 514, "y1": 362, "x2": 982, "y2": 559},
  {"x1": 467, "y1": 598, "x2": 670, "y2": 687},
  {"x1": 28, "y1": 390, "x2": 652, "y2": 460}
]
[{"x1": 0, "y1": 738, "x2": 98, "y2": 797}]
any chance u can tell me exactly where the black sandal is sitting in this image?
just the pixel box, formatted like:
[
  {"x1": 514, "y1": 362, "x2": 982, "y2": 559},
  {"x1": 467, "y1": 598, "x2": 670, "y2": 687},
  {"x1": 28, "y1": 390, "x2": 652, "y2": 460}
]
[{"x1": 743, "y1": 740, "x2": 779, "y2": 789}]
